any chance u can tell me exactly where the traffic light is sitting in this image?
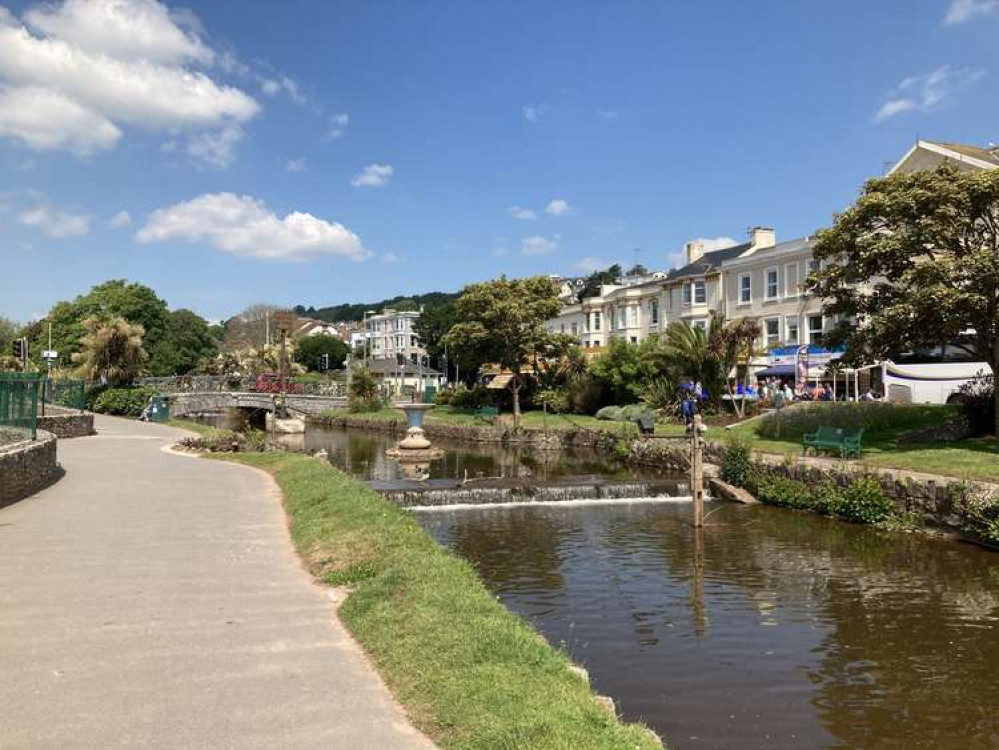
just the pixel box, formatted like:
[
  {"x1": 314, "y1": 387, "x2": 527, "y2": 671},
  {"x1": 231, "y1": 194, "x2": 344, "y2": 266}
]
[{"x1": 12, "y1": 338, "x2": 25, "y2": 360}]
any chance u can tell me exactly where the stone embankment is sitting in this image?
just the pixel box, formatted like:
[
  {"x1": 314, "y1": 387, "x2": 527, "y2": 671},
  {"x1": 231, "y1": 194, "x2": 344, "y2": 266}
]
[
  {"x1": 37, "y1": 405, "x2": 95, "y2": 438},
  {"x1": 0, "y1": 430, "x2": 60, "y2": 509}
]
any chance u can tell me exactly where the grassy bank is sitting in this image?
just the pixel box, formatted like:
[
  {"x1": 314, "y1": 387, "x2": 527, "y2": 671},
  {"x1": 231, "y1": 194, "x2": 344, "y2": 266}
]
[
  {"x1": 727, "y1": 403, "x2": 999, "y2": 483},
  {"x1": 211, "y1": 450, "x2": 661, "y2": 749},
  {"x1": 322, "y1": 405, "x2": 687, "y2": 437}
]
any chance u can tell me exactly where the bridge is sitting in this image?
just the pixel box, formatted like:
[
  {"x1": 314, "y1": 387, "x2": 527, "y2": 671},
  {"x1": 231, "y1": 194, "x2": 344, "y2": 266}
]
[
  {"x1": 167, "y1": 391, "x2": 347, "y2": 417},
  {"x1": 140, "y1": 377, "x2": 348, "y2": 417}
]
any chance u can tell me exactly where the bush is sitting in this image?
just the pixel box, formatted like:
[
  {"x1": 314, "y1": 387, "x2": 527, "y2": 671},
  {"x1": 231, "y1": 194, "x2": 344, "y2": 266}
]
[
  {"x1": 348, "y1": 365, "x2": 382, "y2": 413},
  {"x1": 620, "y1": 404, "x2": 653, "y2": 421},
  {"x1": 595, "y1": 406, "x2": 623, "y2": 421},
  {"x1": 955, "y1": 372, "x2": 995, "y2": 437},
  {"x1": 565, "y1": 372, "x2": 606, "y2": 415},
  {"x1": 839, "y1": 477, "x2": 894, "y2": 524},
  {"x1": 812, "y1": 482, "x2": 845, "y2": 516},
  {"x1": 720, "y1": 433, "x2": 753, "y2": 488},
  {"x1": 84, "y1": 383, "x2": 107, "y2": 410},
  {"x1": 756, "y1": 402, "x2": 953, "y2": 441},
  {"x1": 949, "y1": 484, "x2": 999, "y2": 545},
  {"x1": 448, "y1": 384, "x2": 493, "y2": 410},
  {"x1": 91, "y1": 386, "x2": 159, "y2": 417},
  {"x1": 756, "y1": 473, "x2": 814, "y2": 510},
  {"x1": 536, "y1": 388, "x2": 570, "y2": 414}
]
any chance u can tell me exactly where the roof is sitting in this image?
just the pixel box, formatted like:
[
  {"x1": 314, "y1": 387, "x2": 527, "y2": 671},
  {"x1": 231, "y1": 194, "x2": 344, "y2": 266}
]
[
  {"x1": 361, "y1": 358, "x2": 441, "y2": 376},
  {"x1": 668, "y1": 242, "x2": 751, "y2": 280},
  {"x1": 721, "y1": 236, "x2": 815, "y2": 268},
  {"x1": 926, "y1": 141, "x2": 999, "y2": 168}
]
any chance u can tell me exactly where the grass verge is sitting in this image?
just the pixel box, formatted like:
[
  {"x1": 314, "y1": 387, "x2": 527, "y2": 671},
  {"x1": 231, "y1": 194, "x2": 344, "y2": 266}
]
[
  {"x1": 165, "y1": 418, "x2": 220, "y2": 437},
  {"x1": 210, "y1": 450, "x2": 662, "y2": 749}
]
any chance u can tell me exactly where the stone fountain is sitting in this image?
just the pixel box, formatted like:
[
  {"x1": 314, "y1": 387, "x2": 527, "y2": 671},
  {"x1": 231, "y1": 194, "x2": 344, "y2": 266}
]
[{"x1": 385, "y1": 402, "x2": 444, "y2": 472}]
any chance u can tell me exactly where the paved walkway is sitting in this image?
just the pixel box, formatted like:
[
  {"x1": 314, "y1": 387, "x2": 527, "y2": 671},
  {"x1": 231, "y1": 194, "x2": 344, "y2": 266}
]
[{"x1": 0, "y1": 416, "x2": 433, "y2": 749}]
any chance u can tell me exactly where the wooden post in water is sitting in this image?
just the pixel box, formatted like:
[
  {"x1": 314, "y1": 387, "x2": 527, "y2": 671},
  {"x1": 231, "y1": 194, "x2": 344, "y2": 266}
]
[{"x1": 690, "y1": 413, "x2": 705, "y2": 528}]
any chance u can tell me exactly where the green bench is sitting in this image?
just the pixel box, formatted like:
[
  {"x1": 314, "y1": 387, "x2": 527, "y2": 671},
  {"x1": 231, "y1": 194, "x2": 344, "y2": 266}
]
[
  {"x1": 475, "y1": 405, "x2": 499, "y2": 421},
  {"x1": 802, "y1": 426, "x2": 864, "y2": 458}
]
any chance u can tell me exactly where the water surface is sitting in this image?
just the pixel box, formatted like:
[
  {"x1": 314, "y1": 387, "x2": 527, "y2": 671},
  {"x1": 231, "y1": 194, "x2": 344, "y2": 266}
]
[{"x1": 417, "y1": 502, "x2": 999, "y2": 750}]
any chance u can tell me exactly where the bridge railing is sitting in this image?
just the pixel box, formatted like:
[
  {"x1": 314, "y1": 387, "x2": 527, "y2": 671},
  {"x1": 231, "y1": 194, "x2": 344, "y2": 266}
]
[{"x1": 139, "y1": 375, "x2": 348, "y2": 397}]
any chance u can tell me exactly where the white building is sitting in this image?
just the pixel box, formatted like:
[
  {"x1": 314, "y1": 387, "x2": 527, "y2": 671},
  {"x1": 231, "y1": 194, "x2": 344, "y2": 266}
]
[{"x1": 364, "y1": 308, "x2": 427, "y2": 363}]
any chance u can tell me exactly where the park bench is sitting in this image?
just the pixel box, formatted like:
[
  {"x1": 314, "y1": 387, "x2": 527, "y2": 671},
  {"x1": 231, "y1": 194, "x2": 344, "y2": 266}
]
[
  {"x1": 802, "y1": 426, "x2": 864, "y2": 458},
  {"x1": 634, "y1": 414, "x2": 655, "y2": 436},
  {"x1": 475, "y1": 405, "x2": 499, "y2": 422}
]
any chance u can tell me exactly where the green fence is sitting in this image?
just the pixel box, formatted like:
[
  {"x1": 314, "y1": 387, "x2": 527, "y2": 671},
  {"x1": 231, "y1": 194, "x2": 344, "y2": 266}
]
[
  {"x1": 43, "y1": 378, "x2": 86, "y2": 412},
  {"x1": 0, "y1": 373, "x2": 43, "y2": 440}
]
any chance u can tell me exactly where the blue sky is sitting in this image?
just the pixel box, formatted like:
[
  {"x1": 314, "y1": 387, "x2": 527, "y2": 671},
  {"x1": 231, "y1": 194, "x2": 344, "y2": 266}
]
[{"x1": 1, "y1": 0, "x2": 997, "y2": 322}]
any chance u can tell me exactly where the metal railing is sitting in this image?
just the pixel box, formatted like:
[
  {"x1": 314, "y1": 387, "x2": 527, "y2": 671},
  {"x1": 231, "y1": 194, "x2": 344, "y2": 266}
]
[
  {"x1": 0, "y1": 373, "x2": 43, "y2": 440},
  {"x1": 139, "y1": 375, "x2": 347, "y2": 396},
  {"x1": 42, "y1": 378, "x2": 86, "y2": 413}
]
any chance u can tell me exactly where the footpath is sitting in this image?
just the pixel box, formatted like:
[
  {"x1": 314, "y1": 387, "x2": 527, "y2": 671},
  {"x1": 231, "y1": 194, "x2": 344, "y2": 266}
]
[{"x1": 0, "y1": 415, "x2": 433, "y2": 749}]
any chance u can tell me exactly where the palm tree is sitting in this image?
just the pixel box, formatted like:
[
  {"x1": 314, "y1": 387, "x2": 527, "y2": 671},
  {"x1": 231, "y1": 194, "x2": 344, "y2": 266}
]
[
  {"x1": 708, "y1": 317, "x2": 764, "y2": 418},
  {"x1": 73, "y1": 316, "x2": 148, "y2": 386},
  {"x1": 663, "y1": 317, "x2": 725, "y2": 403}
]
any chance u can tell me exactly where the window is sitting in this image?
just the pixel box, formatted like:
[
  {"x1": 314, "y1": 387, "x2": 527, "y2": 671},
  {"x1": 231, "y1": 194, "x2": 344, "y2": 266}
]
[
  {"x1": 410, "y1": 336, "x2": 418, "y2": 347},
  {"x1": 560, "y1": 323, "x2": 565, "y2": 333},
  {"x1": 593, "y1": 312, "x2": 601, "y2": 331},
  {"x1": 739, "y1": 274, "x2": 751, "y2": 304},
  {"x1": 808, "y1": 314, "x2": 823, "y2": 344},
  {"x1": 765, "y1": 318, "x2": 780, "y2": 347},
  {"x1": 617, "y1": 307, "x2": 626, "y2": 329},
  {"x1": 628, "y1": 305, "x2": 638, "y2": 327},
  {"x1": 765, "y1": 268, "x2": 779, "y2": 300},
  {"x1": 692, "y1": 319, "x2": 708, "y2": 332},
  {"x1": 786, "y1": 317, "x2": 799, "y2": 345},
  {"x1": 630, "y1": 336, "x2": 638, "y2": 343},
  {"x1": 682, "y1": 283, "x2": 692, "y2": 306},
  {"x1": 693, "y1": 279, "x2": 706, "y2": 304},
  {"x1": 571, "y1": 323, "x2": 578, "y2": 336},
  {"x1": 649, "y1": 299, "x2": 659, "y2": 325},
  {"x1": 784, "y1": 263, "x2": 799, "y2": 297}
]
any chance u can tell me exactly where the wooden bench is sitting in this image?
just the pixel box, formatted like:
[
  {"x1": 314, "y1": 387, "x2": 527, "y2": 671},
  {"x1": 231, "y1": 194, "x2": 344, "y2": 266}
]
[{"x1": 802, "y1": 426, "x2": 864, "y2": 458}]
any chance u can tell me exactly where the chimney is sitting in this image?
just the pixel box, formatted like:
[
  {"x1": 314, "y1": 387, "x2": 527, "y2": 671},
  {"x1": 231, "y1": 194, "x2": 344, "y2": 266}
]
[
  {"x1": 746, "y1": 226, "x2": 776, "y2": 254},
  {"x1": 685, "y1": 240, "x2": 705, "y2": 264}
]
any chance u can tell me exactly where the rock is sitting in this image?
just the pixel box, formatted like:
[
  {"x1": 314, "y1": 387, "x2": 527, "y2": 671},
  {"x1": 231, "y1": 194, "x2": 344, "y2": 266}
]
[{"x1": 709, "y1": 477, "x2": 760, "y2": 505}]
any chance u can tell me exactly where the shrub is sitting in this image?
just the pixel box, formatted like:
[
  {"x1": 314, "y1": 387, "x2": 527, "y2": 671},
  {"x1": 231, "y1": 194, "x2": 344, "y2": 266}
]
[
  {"x1": 955, "y1": 372, "x2": 995, "y2": 437},
  {"x1": 595, "y1": 406, "x2": 623, "y2": 421},
  {"x1": 536, "y1": 388, "x2": 570, "y2": 414},
  {"x1": 756, "y1": 474, "x2": 814, "y2": 510},
  {"x1": 565, "y1": 372, "x2": 606, "y2": 415},
  {"x1": 720, "y1": 433, "x2": 753, "y2": 488},
  {"x1": 950, "y1": 483, "x2": 999, "y2": 545},
  {"x1": 91, "y1": 385, "x2": 159, "y2": 417},
  {"x1": 839, "y1": 477, "x2": 894, "y2": 524},
  {"x1": 620, "y1": 404, "x2": 654, "y2": 422},
  {"x1": 84, "y1": 383, "x2": 107, "y2": 410},
  {"x1": 640, "y1": 378, "x2": 678, "y2": 420},
  {"x1": 448, "y1": 384, "x2": 493, "y2": 410},
  {"x1": 348, "y1": 365, "x2": 382, "y2": 413},
  {"x1": 434, "y1": 387, "x2": 453, "y2": 406},
  {"x1": 812, "y1": 482, "x2": 845, "y2": 516}
]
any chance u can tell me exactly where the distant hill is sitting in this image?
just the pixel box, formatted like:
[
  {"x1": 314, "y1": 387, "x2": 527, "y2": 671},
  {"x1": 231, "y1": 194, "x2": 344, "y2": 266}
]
[{"x1": 295, "y1": 291, "x2": 459, "y2": 322}]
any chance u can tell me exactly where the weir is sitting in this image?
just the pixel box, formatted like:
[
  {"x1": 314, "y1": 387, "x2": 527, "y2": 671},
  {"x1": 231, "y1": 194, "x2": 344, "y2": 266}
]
[{"x1": 382, "y1": 479, "x2": 689, "y2": 508}]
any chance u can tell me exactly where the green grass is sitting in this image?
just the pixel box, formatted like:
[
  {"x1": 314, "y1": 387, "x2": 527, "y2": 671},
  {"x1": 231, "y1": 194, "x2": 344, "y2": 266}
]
[
  {"x1": 165, "y1": 418, "x2": 220, "y2": 437},
  {"x1": 212, "y1": 451, "x2": 663, "y2": 749},
  {"x1": 325, "y1": 405, "x2": 687, "y2": 437},
  {"x1": 726, "y1": 403, "x2": 999, "y2": 483}
]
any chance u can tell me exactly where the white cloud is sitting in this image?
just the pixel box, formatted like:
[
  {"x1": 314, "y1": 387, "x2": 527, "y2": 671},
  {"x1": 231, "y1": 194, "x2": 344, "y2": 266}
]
[
  {"x1": 259, "y1": 74, "x2": 305, "y2": 105},
  {"x1": 108, "y1": 210, "x2": 132, "y2": 229},
  {"x1": 508, "y1": 205, "x2": 537, "y2": 220},
  {"x1": 545, "y1": 198, "x2": 571, "y2": 216},
  {"x1": 521, "y1": 234, "x2": 560, "y2": 256},
  {"x1": 286, "y1": 157, "x2": 307, "y2": 173},
  {"x1": 0, "y1": 85, "x2": 120, "y2": 154},
  {"x1": 492, "y1": 245, "x2": 509, "y2": 257},
  {"x1": 0, "y1": 0, "x2": 258, "y2": 162},
  {"x1": 324, "y1": 112, "x2": 349, "y2": 140},
  {"x1": 381, "y1": 252, "x2": 402, "y2": 264},
  {"x1": 875, "y1": 65, "x2": 984, "y2": 122},
  {"x1": 351, "y1": 163, "x2": 393, "y2": 187},
  {"x1": 186, "y1": 124, "x2": 244, "y2": 169},
  {"x1": 136, "y1": 192, "x2": 370, "y2": 261},
  {"x1": 573, "y1": 256, "x2": 609, "y2": 273},
  {"x1": 19, "y1": 203, "x2": 90, "y2": 238},
  {"x1": 944, "y1": 0, "x2": 999, "y2": 24},
  {"x1": 523, "y1": 104, "x2": 547, "y2": 123},
  {"x1": 597, "y1": 109, "x2": 619, "y2": 120}
]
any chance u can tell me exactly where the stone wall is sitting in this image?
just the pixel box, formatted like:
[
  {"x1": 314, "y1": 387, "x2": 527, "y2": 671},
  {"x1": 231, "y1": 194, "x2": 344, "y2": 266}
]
[
  {"x1": 0, "y1": 430, "x2": 60, "y2": 509},
  {"x1": 37, "y1": 407, "x2": 94, "y2": 438}
]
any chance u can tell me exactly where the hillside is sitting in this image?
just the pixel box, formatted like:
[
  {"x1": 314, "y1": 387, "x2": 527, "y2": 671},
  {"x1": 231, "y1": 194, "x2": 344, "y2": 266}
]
[{"x1": 295, "y1": 291, "x2": 459, "y2": 322}]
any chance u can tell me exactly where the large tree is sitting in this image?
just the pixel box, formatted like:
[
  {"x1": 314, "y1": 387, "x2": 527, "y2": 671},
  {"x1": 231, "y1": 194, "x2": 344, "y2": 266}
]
[
  {"x1": 148, "y1": 309, "x2": 219, "y2": 376},
  {"x1": 443, "y1": 276, "x2": 563, "y2": 424},
  {"x1": 808, "y1": 163, "x2": 999, "y2": 445},
  {"x1": 294, "y1": 334, "x2": 349, "y2": 372}
]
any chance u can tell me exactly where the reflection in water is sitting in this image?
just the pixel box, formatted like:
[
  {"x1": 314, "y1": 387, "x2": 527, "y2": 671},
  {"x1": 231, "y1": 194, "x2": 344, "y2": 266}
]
[{"x1": 417, "y1": 503, "x2": 999, "y2": 750}]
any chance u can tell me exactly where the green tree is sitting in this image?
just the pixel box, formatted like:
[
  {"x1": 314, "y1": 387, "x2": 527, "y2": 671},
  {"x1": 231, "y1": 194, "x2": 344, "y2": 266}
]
[
  {"x1": 31, "y1": 280, "x2": 169, "y2": 369},
  {"x1": 708, "y1": 316, "x2": 763, "y2": 418},
  {"x1": 72, "y1": 316, "x2": 148, "y2": 386},
  {"x1": 577, "y1": 264, "x2": 622, "y2": 302},
  {"x1": 294, "y1": 334, "x2": 349, "y2": 372},
  {"x1": 413, "y1": 302, "x2": 459, "y2": 363},
  {"x1": 443, "y1": 276, "x2": 563, "y2": 424},
  {"x1": 0, "y1": 315, "x2": 18, "y2": 355},
  {"x1": 589, "y1": 338, "x2": 646, "y2": 404},
  {"x1": 663, "y1": 319, "x2": 725, "y2": 404},
  {"x1": 348, "y1": 364, "x2": 381, "y2": 412},
  {"x1": 148, "y1": 309, "x2": 219, "y2": 376},
  {"x1": 808, "y1": 163, "x2": 999, "y2": 446}
]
